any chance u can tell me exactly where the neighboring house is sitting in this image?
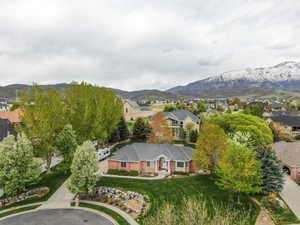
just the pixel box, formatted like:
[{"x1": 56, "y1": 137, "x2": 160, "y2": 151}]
[
  {"x1": 0, "y1": 103, "x2": 10, "y2": 112},
  {"x1": 272, "y1": 141, "x2": 300, "y2": 182},
  {"x1": 164, "y1": 110, "x2": 201, "y2": 139},
  {"x1": 107, "y1": 143, "x2": 200, "y2": 174},
  {"x1": 123, "y1": 99, "x2": 157, "y2": 121},
  {"x1": 0, "y1": 118, "x2": 16, "y2": 141},
  {"x1": 265, "y1": 116, "x2": 300, "y2": 133}
]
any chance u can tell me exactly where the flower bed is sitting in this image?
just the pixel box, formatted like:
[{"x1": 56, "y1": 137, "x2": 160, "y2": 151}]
[
  {"x1": 79, "y1": 186, "x2": 148, "y2": 218},
  {"x1": 0, "y1": 187, "x2": 49, "y2": 207},
  {"x1": 107, "y1": 169, "x2": 139, "y2": 177}
]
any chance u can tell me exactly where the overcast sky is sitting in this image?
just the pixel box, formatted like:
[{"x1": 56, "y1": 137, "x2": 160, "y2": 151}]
[{"x1": 0, "y1": 0, "x2": 299, "y2": 91}]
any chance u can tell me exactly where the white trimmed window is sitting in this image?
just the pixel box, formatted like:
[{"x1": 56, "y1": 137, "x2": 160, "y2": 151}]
[
  {"x1": 120, "y1": 162, "x2": 127, "y2": 168},
  {"x1": 147, "y1": 161, "x2": 154, "y2": 168},
  {"x1": 176, "y1": 161, "x2": 185, "y2": 168}
]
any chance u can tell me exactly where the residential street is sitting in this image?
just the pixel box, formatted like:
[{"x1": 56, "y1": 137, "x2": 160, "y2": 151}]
[{"x1": 280, "y1": 175, "x2": 300, "y2": 220}]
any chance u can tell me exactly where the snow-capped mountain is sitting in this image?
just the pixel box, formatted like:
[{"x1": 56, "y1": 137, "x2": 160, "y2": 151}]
[
  {"x1": 168, "y1": 61, "x2": 300, "y2": 97},
  {"x1": 208, "y1": 61, "x2": 300, "y2": 82}
]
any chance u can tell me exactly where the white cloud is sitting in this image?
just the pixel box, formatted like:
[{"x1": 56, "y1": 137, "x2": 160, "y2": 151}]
[{"x1": 0, "y1": 0, "x2": 299, "y2": 90}]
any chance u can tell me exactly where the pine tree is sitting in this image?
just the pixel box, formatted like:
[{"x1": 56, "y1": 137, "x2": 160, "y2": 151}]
[
  {"x1": 256, "y1": 146, "x2": 284, "y2": 195},
  {"x1": 189, "y1": 130, "x2": 199, "y2": 143},
  {"x1": 132, "y1": 118, "x2": 151, "y2": 142},
  {"x1": 118, "y1": 117, "x2": 129, "y2": 141},
  {"x1": 0, "y1": 134, "x2": 41, "y2": 197},
  {"x1": 69, "y1": 141, "x2": 99, "y2": 194}
]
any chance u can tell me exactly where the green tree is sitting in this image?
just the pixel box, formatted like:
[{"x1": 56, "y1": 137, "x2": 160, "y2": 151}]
[
  {"x1": 179, "y1": 128, "x2": 186, "y2": 140},
  {"x1": 193, "y1": 123, "x2": 229, "y2": 173},
  {"x1": 163, "y1": 105, "x2": 176, "y2": 112},
  {"x1": 210, "y1": 113, "x2": 273, "y2": 150},
  {"x1": 197, "y1": 102, "x2": 206, "y2": 113},
  {"x1": 216, "y1": 143, "x2": 262, "y2": 195},
  {"x1": 189, "y1": 130, "x2": 198, "y2": 143},
  {"x1": 132, "y1": 118, "x2": 152, "y2": 142},
  {"x1": 55, "y1": 124, "x2": 77, "y2": 172},
  {"x1": 0, "y1": 134, "x2": 41, "y2": 197},
  {"x1": 69, "y1": 141, "x2": 99, "y2": 194},
  {"x1": 256, "y1": 146, "x2": 284, "y2": 195},
  {"x1": 10, "y1": 101, "x2": 21, "y2": 111},
  {"x1": 243, "y1": 103, "x2": 264, "y2": 117},
  {"x1": 64, "y1": 83, "x2": 123, "y2": 144},
  {"x1": 18, "y1": 87, "x2": 65, "y2": 171},
  {"x1": 216, "y1": 105, "x2": 225, "y2": 112},
  {"x1": 118, "y1": 117, "x2": 130, "y2": 141}
]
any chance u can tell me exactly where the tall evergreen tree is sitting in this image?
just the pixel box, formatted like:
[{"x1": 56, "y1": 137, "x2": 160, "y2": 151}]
[
  {"x1": 132, "y1": 118, "x2": 151, "y2": 142},
  {"x1": 256, "y1": 146, "x2": 284, "y2": 195},
  {"x1": 118, "y1": 117, "x2": 130, "y2": 141}
]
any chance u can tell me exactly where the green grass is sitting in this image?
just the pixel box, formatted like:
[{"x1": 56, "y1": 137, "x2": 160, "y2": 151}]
[
  {"x1": 261, "y1": 198, "x2": 300, "y2": 225},
  {"x1": 0, "y1": 205, "x2": 41, "y2": 218},
  {"x1": 78, "y1": 203, "x2": 130, "y2": 225},
  {"x1": 172, "y1": 140, "x2": 196, "y2": 148},
  {"x1": 98, "y1": 175, "x2": 260, "y2": 225},
  {"x1": 0, "y1": 171, "x2": 69, "y2": 211}
]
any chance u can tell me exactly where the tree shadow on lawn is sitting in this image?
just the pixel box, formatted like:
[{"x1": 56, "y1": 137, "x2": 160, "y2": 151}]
[{"x1": 98, "y1": 174, "x2": 260, "y2": 225}]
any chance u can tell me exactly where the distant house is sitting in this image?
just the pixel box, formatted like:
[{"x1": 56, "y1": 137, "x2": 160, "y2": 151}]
[
  {"x1": 265, "y1": 116, "x2": 300, "y2": 133},
  {"x1": 107, "y1": 143, "x2": 200, "y2": 174},
  {"x1": 123, "y1": 99, "x2": 157, "y2": 121},
  {"x1": 164, "y1": 110, "x2": 201, "y2": 139},
  {"x1": 0, "y1": 118, "x2": 16, "y2": 141},
  {"x1": 272, "y1": 141, "x2": 300, "y2": 181}
]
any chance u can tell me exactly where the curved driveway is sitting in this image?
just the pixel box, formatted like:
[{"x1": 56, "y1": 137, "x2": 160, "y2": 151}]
[{"x1": 0, "y1": 208, "x2": 115, "y2": 225}]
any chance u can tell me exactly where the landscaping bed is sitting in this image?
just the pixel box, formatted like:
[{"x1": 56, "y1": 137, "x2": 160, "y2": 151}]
[
  {"x1": 107, "y1": 169, "x2": 139, "y2": 177},
  {"x1": 261, "y1": 197, "x2": 300, "y2": 225},
  {"x1": 79, "y1": 186, "x2": 148, "y2": 218},
  {"x1": 0, "y1": 170, "x2": 69, "y2": 211},
  {"x1": 98, "y1": 174, "x2": 260, "y2": 225}
]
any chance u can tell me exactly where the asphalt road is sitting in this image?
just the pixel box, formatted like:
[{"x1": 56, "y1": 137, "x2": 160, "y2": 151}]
[{"x1": 0, "y1": 208, "x2": 114, "y2": 225}]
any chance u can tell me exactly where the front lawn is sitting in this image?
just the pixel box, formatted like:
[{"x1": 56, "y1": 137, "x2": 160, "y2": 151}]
[
  {"x1": 98, "y1": 175, "x2": 260, "y2": 225},
  {"x1": 0, "y1": 170, "x2": 69, "y2": 211}
]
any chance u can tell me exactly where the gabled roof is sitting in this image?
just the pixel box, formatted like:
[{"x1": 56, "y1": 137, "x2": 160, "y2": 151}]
[
  {"x1": 266, "y1": 116, "x2": 300, "y2": 127},
  {"x1": 164, "y1": 110, "x2": 200, "y2": 123},
  {"x1": 0, "y1": 109, "x2": 22, "y2": 123},
  {"x1": 272, "y1": 141, "x2": 300, "y2": 167},
  {"x1": 108, "y1": 143, "x2": 193, "y2": 162},
  {"x1": 124, "y1": 99, "x2": 141, "y2": 109}
]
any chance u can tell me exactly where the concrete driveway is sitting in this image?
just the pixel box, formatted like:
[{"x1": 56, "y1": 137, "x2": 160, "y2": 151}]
[{"x1": 0, "y1": 208, "x2": 115, "y2": 225}]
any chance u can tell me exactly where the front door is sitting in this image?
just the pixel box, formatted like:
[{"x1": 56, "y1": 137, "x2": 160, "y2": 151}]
[{"x1": 159, "y1": 157, "x2": 168, "y2": 170}]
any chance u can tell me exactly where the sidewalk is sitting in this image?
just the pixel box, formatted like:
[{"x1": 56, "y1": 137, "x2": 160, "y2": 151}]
[
  {"x1": 280, "y1": 175, "x2": 300, "y2": 221},
  {"x1": 39, "y1": 179, "x2": 74, "y2": 209},
  {"x1": 101, "y1": 172, "x2": 166, "y2": 180}
]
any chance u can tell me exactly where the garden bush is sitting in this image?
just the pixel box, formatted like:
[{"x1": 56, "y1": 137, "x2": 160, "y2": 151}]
[{"x1": 107, "y1": 169, "x2": 139, "y2": 176}]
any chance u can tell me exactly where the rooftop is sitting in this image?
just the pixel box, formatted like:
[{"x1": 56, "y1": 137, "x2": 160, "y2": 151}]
[{"x1": 108, "y1": 143, "x2": 193, "y2": 162}]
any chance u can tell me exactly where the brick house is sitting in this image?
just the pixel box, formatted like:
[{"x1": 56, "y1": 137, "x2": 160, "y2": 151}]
[
  {"x1": 265, "y1": 116, "x2": 300, "y2": 133},
  {"x1": 107, "y1": 143, "x2": 200, "y2": 174},
  {"x1": 272, "y1": 141, "x2": 300, "y2": 182}
]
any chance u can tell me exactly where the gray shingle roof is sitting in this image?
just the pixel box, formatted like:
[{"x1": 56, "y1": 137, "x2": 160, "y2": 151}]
[
  {"x1": 125, "y1": 99, "x2": 141, "y2": 109},
  {"x1": 272, "y1": 141, "x2": 300, "y2": 167},
  {"x1": 108, "y1": 143, "x2": 193, "y2": 162},
  {"x1": 164, "y1": 110, "x2": 200, "y2": 123},
  {"x1": 266, "y1": 116, "x2": 300, "y2": 127}
]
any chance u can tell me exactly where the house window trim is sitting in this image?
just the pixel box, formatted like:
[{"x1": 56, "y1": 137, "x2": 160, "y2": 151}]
[
  {"x1": 120, "y1": 162, "x2": 127, "y2": 168},
  {"x1": 176, "y1": 161, "x2": 186, "y2": 168},
  {"x1": 147, "y1": 161, "x2": 154, "y2": 168}
]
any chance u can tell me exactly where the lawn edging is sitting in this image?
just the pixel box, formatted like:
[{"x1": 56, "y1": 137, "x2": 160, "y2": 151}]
[
  {"x1": 79, "y1": 200, "x2": 139, "y2": 225},
  {"x1": 0, "y1": 204, "x2": 41, "y2": 220}
]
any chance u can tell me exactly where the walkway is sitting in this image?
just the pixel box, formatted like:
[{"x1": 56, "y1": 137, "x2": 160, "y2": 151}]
[
  {"x1": 280, "y1": 175, "x2": 300, "y2": 220},
  {"x1": 39, "y1": 179, "x2": 74, "y2": 209}
]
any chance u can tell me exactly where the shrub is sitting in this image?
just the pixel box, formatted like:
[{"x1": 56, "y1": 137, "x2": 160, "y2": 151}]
[{"x1": 128, "y1": 170, "x2": 139, "y2": 176}]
